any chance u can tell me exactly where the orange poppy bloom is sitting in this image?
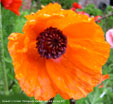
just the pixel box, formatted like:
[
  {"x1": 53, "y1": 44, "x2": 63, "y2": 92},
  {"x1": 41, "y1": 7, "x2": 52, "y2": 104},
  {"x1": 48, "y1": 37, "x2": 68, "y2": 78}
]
[
  {"x1": 1, "y1": 0, "x2": 22, "y2": 15},
  {"x1": 8, "y1": 3, "x2": 110, "y2": 101}
]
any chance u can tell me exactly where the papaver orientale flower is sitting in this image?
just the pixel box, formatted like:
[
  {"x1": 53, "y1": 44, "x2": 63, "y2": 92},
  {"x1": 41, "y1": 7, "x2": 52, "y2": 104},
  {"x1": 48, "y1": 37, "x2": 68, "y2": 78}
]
[
  {"x1": 8, "y1": 3, "x2": 110, "y2": 101},
  {"x1": 1, "y1": 0, "x2": 22, "y2": 15},
  {"x1": 106, "y1": 29, "x2": 113, "y2": 48},
  {"x1": 73, "y1": 2, "x2": 82, "y2": 9}
]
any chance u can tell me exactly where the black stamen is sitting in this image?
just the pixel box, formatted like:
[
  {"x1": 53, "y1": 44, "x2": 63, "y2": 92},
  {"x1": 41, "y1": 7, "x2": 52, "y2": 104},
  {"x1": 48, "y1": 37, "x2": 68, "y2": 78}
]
[{"x1": 36, "y1": 27, "x2": 67, "y2": 59}]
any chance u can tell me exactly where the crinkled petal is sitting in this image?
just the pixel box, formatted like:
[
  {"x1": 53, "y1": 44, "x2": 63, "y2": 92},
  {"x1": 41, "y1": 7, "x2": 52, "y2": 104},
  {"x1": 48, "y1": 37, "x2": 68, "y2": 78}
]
[
  {"x1": 23, "y1": 3, "x2": 92, "y2": 41},
  {"x1": 46, "y1": 21, "x2": 110, "y2": 100},
  {"x1": 63, "y1": 22, "x2": 105, "y2": 42},
  {"x1": 46, "y1": 42, "x2": 109, "y2": 100},
  {"x1": 8, "y1": 33, "x2": 56, "y2": 100}
]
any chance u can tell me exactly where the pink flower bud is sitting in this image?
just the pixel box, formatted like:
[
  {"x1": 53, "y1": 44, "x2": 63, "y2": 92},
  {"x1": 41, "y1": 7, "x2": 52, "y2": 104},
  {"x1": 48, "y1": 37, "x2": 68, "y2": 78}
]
[
  {"x1": 106, "y1": 29, "x2": 113, "y2": 48},
  {"x1": 71, "y1": 7, "x2": 76, "y2": 11}
]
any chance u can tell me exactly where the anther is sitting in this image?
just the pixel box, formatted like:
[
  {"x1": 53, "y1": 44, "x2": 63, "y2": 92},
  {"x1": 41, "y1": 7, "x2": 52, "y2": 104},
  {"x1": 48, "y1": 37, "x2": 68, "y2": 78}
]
[{"x1": 36, "y1": 27, "x2": 67, "y2": 59}]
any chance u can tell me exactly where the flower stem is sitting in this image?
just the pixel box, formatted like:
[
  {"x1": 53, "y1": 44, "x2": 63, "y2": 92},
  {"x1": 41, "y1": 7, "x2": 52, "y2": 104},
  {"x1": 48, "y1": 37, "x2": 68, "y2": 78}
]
[
  {"x1": 0, "y1": 4, "x2": 9, "y2": 95},
  {"x1": 47, "y1": 98, "x2": 54, "y2": 104},
  {"x1": 70, "y1": 99, "x2": 76, "y2": 104}
]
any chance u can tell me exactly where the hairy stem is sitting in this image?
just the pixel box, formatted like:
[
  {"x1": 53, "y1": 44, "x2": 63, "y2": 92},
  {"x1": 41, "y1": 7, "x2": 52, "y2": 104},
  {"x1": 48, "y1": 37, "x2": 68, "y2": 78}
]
[
  {"x1": 0, "y1": 4, "x2": 9, "y2": 95},
  {"x1": 8, "y1": 81, "x2": 15, "y2": 90}
]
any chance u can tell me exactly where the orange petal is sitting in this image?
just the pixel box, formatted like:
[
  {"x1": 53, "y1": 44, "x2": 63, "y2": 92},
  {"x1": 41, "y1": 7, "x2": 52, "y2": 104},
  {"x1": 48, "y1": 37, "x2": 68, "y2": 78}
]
[
  {"x1": 46, "y1": 42, "x2": 109, "y2": 100},
  {"x1": 98, "y1": 74, "x2": 109, "y2": 88},
  {"x1": 8, "y1": 33, "x2": 56, "y2": 100},
  {"x1": 67, "y1": 40, "x2": 110, "y2": 70},
  {"x1": 23, "y1": 3, "x2": 92, "y2": 41},
  {"x1": 62, "y1": 20, "x2": 110, "y2": 74},
  {"x1": 99, "y1": 84, "x2": 104, "y2": 88},
  {"x1": 46, "y1": 55, "x2": 90, "y2": 100},
  {"x1": 25, "y1": 3, "x2": 62, "y2": 20},
  {"x1": 63, "y1": 22, "x2": 105, "y2": 42}
]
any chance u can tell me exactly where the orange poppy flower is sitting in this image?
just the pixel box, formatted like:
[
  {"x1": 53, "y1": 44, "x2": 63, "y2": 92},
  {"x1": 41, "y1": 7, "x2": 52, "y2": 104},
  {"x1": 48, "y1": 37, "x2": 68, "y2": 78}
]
[
  {"x1": 1, "y1": 0, "x2": 22, "y2": 15},
  {"x1": 8, "y1": 3, "x2": 110, "y2": 101}
]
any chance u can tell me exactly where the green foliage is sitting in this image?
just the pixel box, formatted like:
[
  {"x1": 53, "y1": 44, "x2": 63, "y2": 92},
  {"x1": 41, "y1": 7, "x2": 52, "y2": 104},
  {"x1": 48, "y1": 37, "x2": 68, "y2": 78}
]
[
  {"x1": 78, "y1": 4, "x2": 113, "y2": 33},
  {"x1": 99, "y1": 5, "x2": 113, "y2": 32},
  {"x1": 79, "y1": 4, "x2": 103, "y2": 16},
  {"x1": 1, "y1": 1, "x2": 113, "y2": 104},
  {"x1": 34, "y1": 0, "x2": 78, "y2": 9},
  {"x1": 1, "y1": 7, "x2": 28, "y2": 95},
  {"x1": 105, "y1": 6, "x2": 113, "y2": 14},
  {"x1": 59, "y1": 0, "x2": 78, "y2": 9}
]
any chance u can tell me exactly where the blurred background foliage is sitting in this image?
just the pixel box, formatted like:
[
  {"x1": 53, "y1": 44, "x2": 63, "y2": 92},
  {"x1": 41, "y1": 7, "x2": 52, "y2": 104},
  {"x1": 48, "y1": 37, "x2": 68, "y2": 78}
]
[{"x1": 1, "y1": 0, "x2": 113, "y2": 104}]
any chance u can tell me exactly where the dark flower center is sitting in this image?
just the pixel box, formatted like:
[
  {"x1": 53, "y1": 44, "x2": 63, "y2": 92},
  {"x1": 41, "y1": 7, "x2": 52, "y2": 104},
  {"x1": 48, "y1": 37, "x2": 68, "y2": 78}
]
[{"x1": 36, "y1": 27, "x2": 67, "y2": 59}]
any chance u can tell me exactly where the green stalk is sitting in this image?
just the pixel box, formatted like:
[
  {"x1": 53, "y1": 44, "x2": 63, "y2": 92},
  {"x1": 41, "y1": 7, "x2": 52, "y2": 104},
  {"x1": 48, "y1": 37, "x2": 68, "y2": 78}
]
[{"x1": 0, "y1": 4, "x2": 9, "y2": 95}]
